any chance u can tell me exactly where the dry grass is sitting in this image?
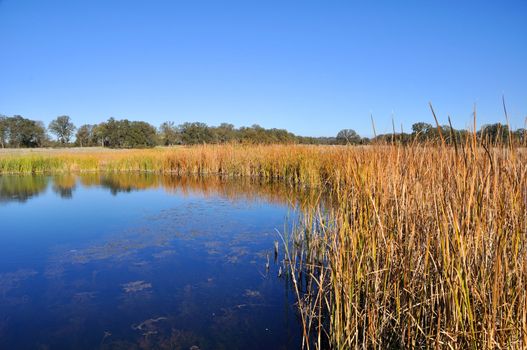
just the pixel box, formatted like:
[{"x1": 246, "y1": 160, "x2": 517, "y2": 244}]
[
  {"x1": 1, "y1": 143, "x2": 526, "y2": 349},
  {"x1": 282, "y1": 145, "x2": 527, "y2": 349}
]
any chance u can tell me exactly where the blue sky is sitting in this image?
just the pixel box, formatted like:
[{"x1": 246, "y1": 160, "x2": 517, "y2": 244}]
[{"x1": 1, "y1": 0, "x2": 526, "y2": 137}]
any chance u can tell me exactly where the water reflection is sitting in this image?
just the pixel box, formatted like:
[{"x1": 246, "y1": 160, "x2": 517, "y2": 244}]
[
  {"x1": 0, "y1": 174, "x2": 304, "y2": 349},
  {"x1": 0, "y1": 175, "x2": 48, "y2": 203},
  {"x1": 52, "y1": 174, "x2": 77, "y2": 199},
  {"x1": 0, "y1": 173, "x2": 320, "y2": 208}
]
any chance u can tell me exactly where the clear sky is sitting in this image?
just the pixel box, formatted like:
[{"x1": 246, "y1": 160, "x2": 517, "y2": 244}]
[{"x1": 1, "y1": 0, "x2": 526, "y2": 137}]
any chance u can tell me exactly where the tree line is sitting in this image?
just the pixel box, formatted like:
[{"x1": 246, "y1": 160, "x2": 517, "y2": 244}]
[
  {"x1": 0, "y1": 114, "x2": 525, "y2": 148},
  {"x1": 373, "y1": 122, "x2": 526, "y2": 146}
]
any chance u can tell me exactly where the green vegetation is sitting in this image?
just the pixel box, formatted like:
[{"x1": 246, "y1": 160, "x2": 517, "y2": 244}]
[
  {"x1": 48, "y1": 115, "x2": 76, "y2": 144},
  {"x1": 335, "y1": 129, "x2": 362, "y2": 144},
  {"x1": 72, "y1": 118, "x2": 158, "y2": 148},
  {"x1": 2, "y1": 111, "x2": 525, "y2": 148},
  {"x1": 98, "y1": 118, "x2": 158, "y2": 148},
  {"x1": 378, "y1": 120, "x2": 526, "y2": 146},
  {"x1": 0, "y1": 115, "x2": 47, "y2": 148},
  {"x1": 75, "y1": 124, "x2": 100, "y2": 147}
]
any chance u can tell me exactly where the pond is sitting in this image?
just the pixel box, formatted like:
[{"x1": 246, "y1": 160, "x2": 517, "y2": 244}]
[{"x1": 0, "y1": 174, "x2": 304, "y2": 349}]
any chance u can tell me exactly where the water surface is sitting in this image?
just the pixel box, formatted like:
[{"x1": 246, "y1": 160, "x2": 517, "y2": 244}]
[{"x1": 0, "y1": 174, "x2": 302, "y2": 349}]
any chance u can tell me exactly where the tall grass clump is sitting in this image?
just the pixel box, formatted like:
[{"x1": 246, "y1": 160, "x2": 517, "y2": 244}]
[{"x1": 284, "y1": 143, "x2": 527, "y2": 349}]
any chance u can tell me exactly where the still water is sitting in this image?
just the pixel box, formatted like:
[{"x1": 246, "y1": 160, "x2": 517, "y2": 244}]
[{"x1": 0, "y1": 174, "x2": 302, "y2": 349}]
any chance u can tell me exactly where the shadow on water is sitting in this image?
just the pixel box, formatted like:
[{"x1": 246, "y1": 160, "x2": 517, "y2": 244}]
[{"x1": 0, "y1": 173, "x2": 325, "y2": 349}]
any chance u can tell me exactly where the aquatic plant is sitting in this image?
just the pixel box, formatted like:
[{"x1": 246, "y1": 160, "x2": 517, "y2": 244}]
[
  {"x1": 281, "y1": 144, "x2": 527, "y2": 349},
  {"x1": 122, "y1": 280, "x2": 152, "y2": 293}
]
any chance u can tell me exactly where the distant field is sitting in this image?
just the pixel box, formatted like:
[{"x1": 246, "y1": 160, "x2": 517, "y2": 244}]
[
  {"x1": 0, "y1": 144, "x2": 343, "y2": 176},
  {"x1": 0, "y1": 146, "x2": 175, "y2": 155}
]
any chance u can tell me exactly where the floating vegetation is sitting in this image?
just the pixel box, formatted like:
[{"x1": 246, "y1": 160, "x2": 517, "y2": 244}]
[
  {"x1": 131, "y1": 316, "x2": 168, "y2": 336},
  {"x1": 226, "y1": 255, "x2": 239, "y2": 264},
  {"x1": 55, "y1": 225, "x2": 175, "y2": 267},
  {"x1": 243, "y1": 289, "x2": 261, "y2": 298},
  {"x1": 206, "y1": 248, "x2": 221, "y2": 256},
  {"x1": 155, "y1": 329, "x2": 202, "y2": 350},
  {"x1": 0, "y1": 269, "x2": 38, "y2": 297},
  {"x1": 72, "y1": 291, "x2": 97, "y2": 304},
  {"x1": 44, "y1": 264, "x2": 65, "y2": 279},
  {"x1": 122, "y1": 281, "x2": 152, "y2": 293},
  {"x1": 100, "y1": 331, "x2": 112, "y2": 347},
  {"x1": 101, "y1": 327, "x2": 203, "y2": 350},
  {"x1": 152, "y1": 250, "x2": 176, "y2": 259}
]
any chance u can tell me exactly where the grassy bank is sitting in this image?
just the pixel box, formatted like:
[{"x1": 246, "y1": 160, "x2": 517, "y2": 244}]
[
  {"x1": 1, "y1": 144, "x2": 526, "y2": 348},
  {"x1": 0, "y1": 145, "x2": 338, "y2": 186}
]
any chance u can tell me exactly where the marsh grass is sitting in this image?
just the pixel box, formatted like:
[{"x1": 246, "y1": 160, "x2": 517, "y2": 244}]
[
  {"x1": 1, "y1": 142, "x2": 526, "y2": 349},
  {"x1": 281, "y1": 144, "x2": 527, "y2": 349}
]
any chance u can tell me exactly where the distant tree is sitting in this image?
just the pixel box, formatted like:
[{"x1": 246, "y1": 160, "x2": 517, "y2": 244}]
[
  {"x1": 411, "y1": 122, "x2": 433, "y2": 135},
  {"x1": 125, "y1": 121, "x2": 158, "y2": 148},
  {"x1": 236, "y1": 124, "x2": 295, "y2": 144},
  {"x1": 8, "y1": 112, "x2": 527, "y2": 148},
  {"x1": 410, "y1": 122, "x2": 433, "y2": 142},
  {"x1": 101, "y1": 118, "x2": 118, "y2": 147},
  {"x1": 479, "y1": 123, "x2": 509, "y2": 145},
  {"x1": 93, "y1": 123, "x2": 108, "y2": 147},
  {"x1": 75, "y1": 124, "x2": 97, "y2": 147},
  {"x1": 159, "y1": 121, "x2": 180, "y2": 146},
  {"x1": 515, "y1": 128, "x2": 526, "y2": 145},
  {"x1": 96, "y1": 118, "x2": 157, "y2": 148},
  {"x1": 360, "y1": 137, "x2": 371, "y2": 145},
  {"x1": 269, "y1": 128, "x2": 295, "y2": 143},
  {"x1": 179, "y1": 122, "x2": 214, "y2": 144},
  {"x1": 336, "y1": 129, "x2": 361, "y2": 144},
  {"x1": 214, "y1": 123, "x2": 237, "y2": 143},
  {"x1": 239, "y1": 124, "x2": 264, "y2": 143},
  {"x1": 7, "y1": 115, "x2": 47, "y2": 147},
  {"x1": 0, "y1": 115, "x2": 7, "y2": 148},
  {"x1": 49, "y1": 115, "x2": 76, "y2": 144}
]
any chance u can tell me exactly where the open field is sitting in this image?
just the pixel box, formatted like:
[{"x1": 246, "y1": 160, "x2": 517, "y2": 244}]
[
  {"x1": 0, "y1": 146, "x2": 177, "y2": 155},
  {"x1": 1, "y1": 143, "x2": 526, "y2": 348}
]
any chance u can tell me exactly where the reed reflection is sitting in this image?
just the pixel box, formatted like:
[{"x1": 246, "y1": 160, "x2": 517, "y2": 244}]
[
  {"x1": 0, "y1": 173, "x2": 325, "y2": 210},
  {"x1": 0, "y1": 175, "x2": 48, "y2": 203}
]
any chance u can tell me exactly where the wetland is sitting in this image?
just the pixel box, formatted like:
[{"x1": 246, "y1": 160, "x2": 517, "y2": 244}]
[{"x1": 0, "y1": 173, "x2": 305, "y2": 349}]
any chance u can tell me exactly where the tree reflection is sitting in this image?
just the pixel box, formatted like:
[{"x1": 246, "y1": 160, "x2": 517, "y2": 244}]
[
  {"x1": 0, "y1": 173, "x2": 327, "y2": 209},
  {"x1": 0, "y1": 176, "x2": 48, "y2": 203}
]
